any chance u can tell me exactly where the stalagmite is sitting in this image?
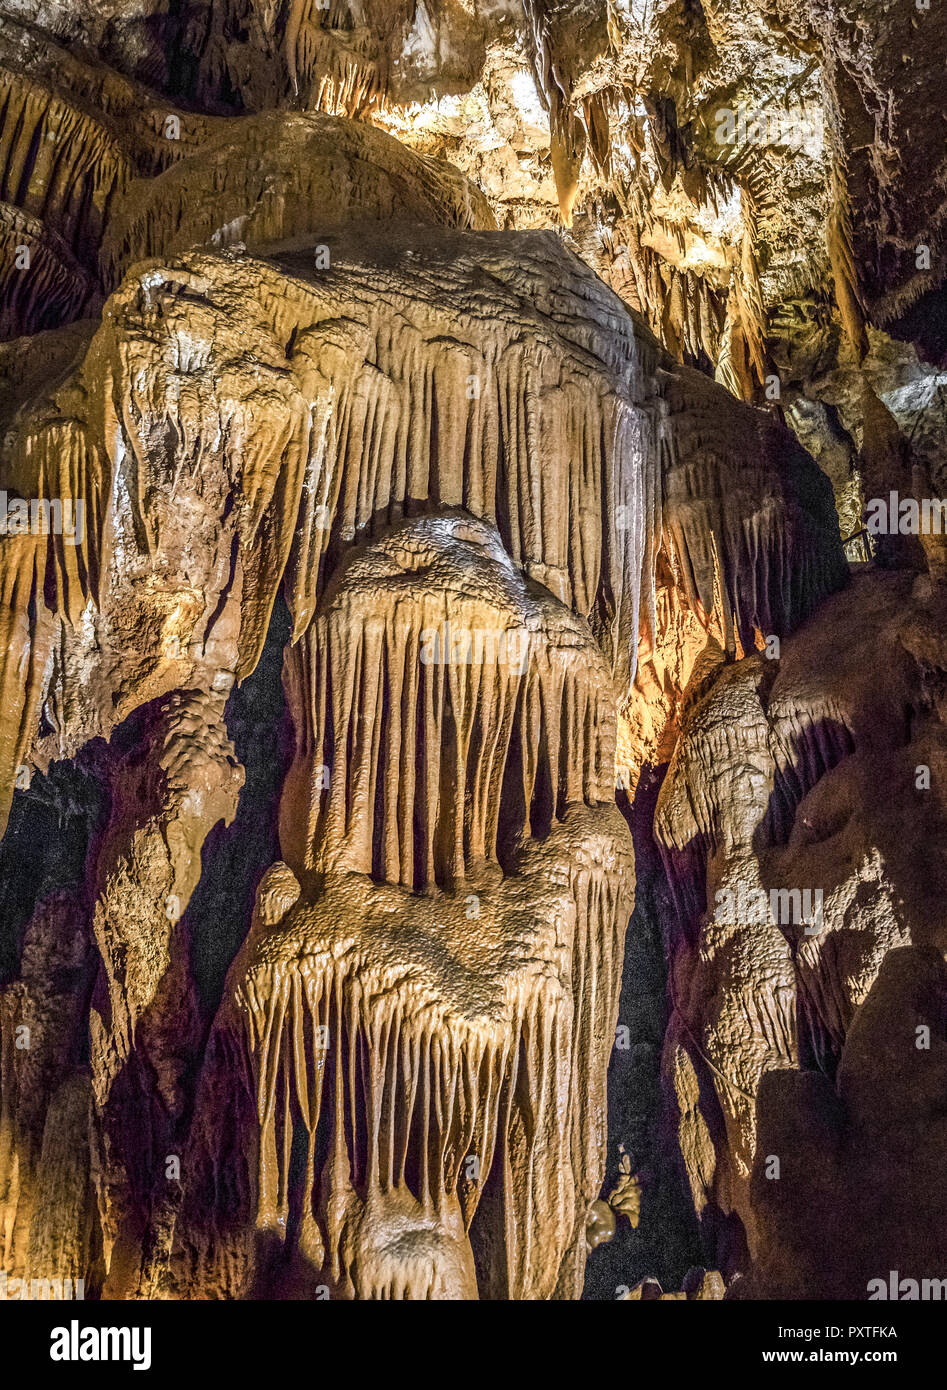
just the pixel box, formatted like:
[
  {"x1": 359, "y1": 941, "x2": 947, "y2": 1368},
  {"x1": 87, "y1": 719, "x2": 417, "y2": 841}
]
[
  {"x1": 88, "y1": 688, "x2": 244, "y2": 1298},
  {"x1": 3, "y1": 0, "x2": 942, "y2": 1314},
  {"x1": 174, "y1": 515, "x2": 634, "y2": 1300}
]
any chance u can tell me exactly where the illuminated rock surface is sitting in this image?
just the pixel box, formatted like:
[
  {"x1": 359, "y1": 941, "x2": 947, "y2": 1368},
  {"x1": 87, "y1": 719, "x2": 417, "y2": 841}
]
[{"x1": 0, "y1": 0, "x2": 943, "y2": 1302}]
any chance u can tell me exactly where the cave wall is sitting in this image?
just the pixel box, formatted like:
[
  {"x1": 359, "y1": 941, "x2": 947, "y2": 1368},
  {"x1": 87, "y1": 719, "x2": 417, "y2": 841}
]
[{"x1": 0, "y1": 0, "x2": 944, "y2": 1302}]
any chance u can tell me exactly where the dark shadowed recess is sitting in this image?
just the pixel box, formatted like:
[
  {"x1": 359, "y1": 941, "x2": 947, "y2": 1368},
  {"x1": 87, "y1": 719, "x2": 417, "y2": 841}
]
[
  {"x1": 884, "y1": 284, "x2": 947, "y2": 370},
  {"x1": 185, "y1": 592, "x2": 294, "y2": 1020},
  {"x1": 105, "y1": 0, "x2": 211, "y2": 104},
  {"x1": 582, "y1": 766, "x2": 701, "y2": 1299},
  {"x1": 0, "y1": 738, "x2": 118, "y2": 987}
]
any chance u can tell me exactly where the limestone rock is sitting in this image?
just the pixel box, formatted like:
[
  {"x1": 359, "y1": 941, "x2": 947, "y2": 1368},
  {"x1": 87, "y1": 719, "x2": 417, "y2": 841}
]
[{"x1": 0, "y1": 0, "x2": 943, "y2": 1310}]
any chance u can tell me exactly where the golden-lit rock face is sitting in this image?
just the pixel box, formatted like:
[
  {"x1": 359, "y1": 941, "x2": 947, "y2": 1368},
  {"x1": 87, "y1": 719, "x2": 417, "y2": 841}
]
[
  {"x1": 0, "y1": 0, "x2": 944, "y2": 1305},
  {"x1": 173, "y1": 515, "x2": 635, "y2": 1300}
]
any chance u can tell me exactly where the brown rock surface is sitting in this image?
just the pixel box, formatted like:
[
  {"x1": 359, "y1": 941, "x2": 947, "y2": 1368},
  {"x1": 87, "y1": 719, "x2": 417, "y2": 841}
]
[{"x1": 0, "y1": 0, "x2": 944, "y2": 1305}]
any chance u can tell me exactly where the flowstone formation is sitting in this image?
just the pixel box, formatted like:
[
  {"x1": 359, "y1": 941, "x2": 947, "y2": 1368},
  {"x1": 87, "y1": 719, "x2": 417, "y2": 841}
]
[
  {"x1": 174, "y1": 514, "x2": 635, "y2": 1300},
  {"x1": 656, "y1": 568, "x2": 947, "y2": 1289},
  {"x1": 0, "y1": 194, "x2": 841, "y2": 1296},
  {"x1": 0, "y1": 0, "x2": 944, "y2": 1306}
]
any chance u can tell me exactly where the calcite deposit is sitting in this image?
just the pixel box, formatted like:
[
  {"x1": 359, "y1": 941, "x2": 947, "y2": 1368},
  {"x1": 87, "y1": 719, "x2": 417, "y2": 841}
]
[{"x1": 0, "y1": 0, "x2": 944, "y2": 1304}]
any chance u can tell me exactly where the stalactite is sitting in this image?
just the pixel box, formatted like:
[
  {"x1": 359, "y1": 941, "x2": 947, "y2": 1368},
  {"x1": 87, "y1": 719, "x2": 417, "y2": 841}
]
[
  {"x1": 0, "y1": 205, "x2": 96, "y2": 337},
  {"x1": 173, "y1": 515, "x2": 634, "y2": 1300},
  {"x1": 0, "y1": 27, "x2": 221, "y2": 339},
  {"x1": 0, "y1": 536, "x2": 57, "y2": 837},
  {"x1": 583, "y1": 92, "x2": 612, "y2": 179},
  {"x1": 197, "y1": 0, "x2": 416, "y2": 116},
  {"x1": 826, "y1": 158, "x2": 868, "y2": 360},
  {"x1": 522, "y1": 0, "x2": 587, "y2": 226},
  {"x1": 0, "y1": 68, "x2": 133, "y2": 261},
  {"x1": 101, "y1": 112, "x2": 497, "y2": 292},
  {"x1": 0, "y1": 212, "x2": 845, "y2": 848},
  {"x1": 732, "y1": 194, "x2": 770, "y2": 396},
  {"x1": 280, "y1": 514, "x2": 619, "y2": 884},
  {"x1": 603, "y1": 225, "x2": 727, "y2": 374},
  {"x1": 0, "y1": 194, "x2": 849, "y2": 1301},
  {"x1": 657, "y1": 364, "x2": 846, "y2": 659},
  {"x1": 0, "y1": 20, "x2": 212, "y2": 174}
]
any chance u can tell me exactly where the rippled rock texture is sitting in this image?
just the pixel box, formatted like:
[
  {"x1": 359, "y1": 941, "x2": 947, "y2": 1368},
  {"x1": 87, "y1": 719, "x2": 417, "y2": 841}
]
[{"x1": 0, "y1": 0, "x2": 944, "y2": 1302}]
